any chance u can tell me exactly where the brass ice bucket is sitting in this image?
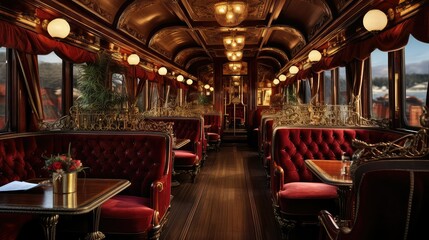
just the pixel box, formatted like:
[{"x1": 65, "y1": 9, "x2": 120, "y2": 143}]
[{"x1": 52, "y1": 172, "x2": 77, "y2": 194}]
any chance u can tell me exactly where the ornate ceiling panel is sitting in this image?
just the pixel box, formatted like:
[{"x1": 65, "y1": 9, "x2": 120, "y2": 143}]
[
  {"x1": 0, "y1": 0, "x2": 386, "y2": 80},
  {"x1": 149, "y1": 27, "x2": 199, "y2": 60}
]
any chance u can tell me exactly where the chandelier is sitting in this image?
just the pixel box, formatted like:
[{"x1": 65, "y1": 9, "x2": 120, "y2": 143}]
[
  {"x1": 214, "y1": 1, "x2": 248, "y2": 27},
  {"x1": 228, "y1": 62, "x2": 242, "y2": 72},
  {"x1": 226, "y1": 50, "x2": 243, "y2": 61},
  {"x1": 223, "y1": 34, "x2": 245, "y2": 51}
]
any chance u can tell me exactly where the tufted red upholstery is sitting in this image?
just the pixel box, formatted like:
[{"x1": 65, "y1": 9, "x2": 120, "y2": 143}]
[
  {"x1": 270, "y1": 127, "x2": 407, "y2": 236},
  {"x1": 271, "y1": 127, "x2": 406, "y2": 183},
  {"x1": 0, "y1": 131, "x2": 173, "y2": 239},
  {"x1": 146, "y1": 116, "x2": 204, "y2": 182},
  {"x1": 204, "y1": 113, "x2": 222, "y2": 151},
  {"x1": 319, "y1": 159, "x2": 429, "y2": 240}
]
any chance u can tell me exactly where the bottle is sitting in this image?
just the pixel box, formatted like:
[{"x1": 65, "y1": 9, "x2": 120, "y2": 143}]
[{"x1": 341, "y1": 152, "x2": 350, "y2": 175}]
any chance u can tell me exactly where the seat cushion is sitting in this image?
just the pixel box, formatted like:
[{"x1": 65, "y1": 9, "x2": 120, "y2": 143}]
[
  {"x1": 173, "y1": 150, "x2": 199, "y2": 165},
  {"x1": 278, "y1": 182, "x2": 338, "y2": 216},
  {"x1": 207, "y1": 132, "x2": 220, "y2": 141},
  {"x1": 100, "y1": 195, "x2": 154, "y2": 233}
]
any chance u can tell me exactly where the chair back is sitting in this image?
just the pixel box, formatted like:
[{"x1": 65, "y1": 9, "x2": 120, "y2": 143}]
[{"x1": 349, "y1": 159, "x2": 429, "y2": 240}]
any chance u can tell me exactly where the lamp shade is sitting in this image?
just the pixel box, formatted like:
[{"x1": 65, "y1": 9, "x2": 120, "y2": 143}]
[
  {"x1": 289, "y1": 65, "x2": 299, "y2": 75},
  {"x1": 186, "y1": 79, "x2": 193, "y2": 85},
  {"x1": 308, "y1": 50, "x2": 322, "y2": 62},
  {"x1": 127, "y1": 54, "x2": 140, "y2": 65},
  {"x1": 47, "y1": 18, "x2": 70, "y2": 39},
  {"x1": 214, "y1": 1, "x2": 248, "y2": 27},
  {"x1": 278, "y1": 74, "x2": 287, "y2": 82},
  {"x1": 273, "y1": 79, "x2": 280, "y2": 85},
  {"x1": 363, "y1": 9, "x2": 388, "y2": 32},
  {"x1": 158, "y1": 67, "x2": 167, "y2": 76},
  {"x1": 177, "y1": 74, "x2": 184, "y2": 82}
]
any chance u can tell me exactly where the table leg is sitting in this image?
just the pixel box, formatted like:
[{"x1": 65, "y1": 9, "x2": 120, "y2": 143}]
[
  {"x1": 337, "y1": 186, "x2": 352, "y2": 221},
  {"x1": 39, "y1": 214, "x2": 59, "y2": 240},
  {"x1": 85, "y1": 207, "x2": 105, "y2": 240}
]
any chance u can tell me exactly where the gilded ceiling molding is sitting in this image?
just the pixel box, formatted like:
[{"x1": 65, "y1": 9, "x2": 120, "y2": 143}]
[
  {"x1": 185, "y1": 57, "x2": 212, "y2": 70},
  {"x1": 149, "y1": 26, "x2": 193, "y2": 60},
  {"x1": 174, "y1": 47, "x2": 207, "y2": 67},
  {"x1": 73, "y1": 0, "x2": 113, "y2": 22},
  {"x1": 119, "y1": 23, "x2": 147, "y2": 44}
]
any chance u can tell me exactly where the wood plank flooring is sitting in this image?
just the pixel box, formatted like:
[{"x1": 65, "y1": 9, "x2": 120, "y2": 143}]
[{"x1": 159, "y1": 142, "x2": 283, "y2": 240}]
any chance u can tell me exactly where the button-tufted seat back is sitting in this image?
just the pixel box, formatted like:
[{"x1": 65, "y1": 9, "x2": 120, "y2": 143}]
[{"x1": 272, "y1": 127, "x2": 406, "y2": 183}]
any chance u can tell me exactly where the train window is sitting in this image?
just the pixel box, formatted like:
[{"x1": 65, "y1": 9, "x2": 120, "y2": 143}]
[
  {"x1": 0, "y1": 47, "x2": 8, "y2": 130},
  {"x1": 38, "y1": 52, "x2": 62, "y2": 122},
  {"x1": 324, "y1": 70, "x2": 332, "y2": 104},
  {"x1": 112, "y1": 73, "x2": 125, "y2": 94},
  {"x1": 371, "y1": 48, "x2": 389, "y2": 119},
  {"x1": 338, "y1": 67, "x2": 347, "y2": 105},
  {"x1": 404, "y1": 36, "x2": 429, "y2": 127}
]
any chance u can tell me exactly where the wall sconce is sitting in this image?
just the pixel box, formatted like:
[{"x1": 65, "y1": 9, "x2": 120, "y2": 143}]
[
  {"x1": 186, "y1": 79, "x2": 193, "y2": 85},
  {"x1": 214, "y1": 1, "x2": 248, "y2": 27},
  {"x1": 308, "y1": 50, "x2": 322, "y2": 62},
  {"x1": 158, "y1": 66, "x2": 168, "y2": 76},
  {"x1": 226, "y1": 50, "x2": 243, "y2": 61},
  {"x1": 47, "y1": 18, "x2": 70, "y2": 39},
  {"x1": 127, "y1": 54, "x2": 140, "y2": 65},
  {"x1": 278, "y1": 74, "x2": 287, "y2": 82},
  {"x1": 363, "y1": 9, "x2": 388, "y2": 32},
  {"x1": 273, "y1": 79, "x2": 280, "y2": 85},
  {"x1": 177, "y1": 74, "x2": 184, "y2": 82},
  {"x1": 289, "y1": 65, "x2": 299, "y2": 75}
]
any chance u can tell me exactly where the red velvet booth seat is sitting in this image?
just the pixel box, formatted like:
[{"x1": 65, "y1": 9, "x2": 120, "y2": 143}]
[
  {"x1": 203, "y1": 112, "x2": 223, "y2": 151},
  {"x1": 0, "y1": 131, "x2": 173, "y2": 240},
  {"x1": 146, "y1": 116, "x2": 204, "y2": 183},
  {"x1": 319, "y1": 159, "x2": 429, "y2": 240},
  {"x1": 270, "y1": 127, "x2": 406, "y2": 238}
]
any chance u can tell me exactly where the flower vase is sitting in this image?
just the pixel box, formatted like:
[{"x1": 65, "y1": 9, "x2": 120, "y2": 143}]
[{"x1": 52, "y1": 172, "x2": 77, "y2": 194}]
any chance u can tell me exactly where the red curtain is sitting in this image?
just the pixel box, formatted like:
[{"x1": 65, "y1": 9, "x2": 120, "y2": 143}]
[{"x1": 0, "y1": 20, "x2": 96, "y2": 63}]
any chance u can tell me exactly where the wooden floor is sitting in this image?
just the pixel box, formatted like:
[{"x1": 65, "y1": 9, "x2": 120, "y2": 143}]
[{"x1": 159, "y1": 142, "x2": 283, "y2": 240}]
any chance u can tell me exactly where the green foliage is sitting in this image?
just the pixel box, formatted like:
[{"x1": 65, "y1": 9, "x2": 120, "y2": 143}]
[
  {"x1": 373, "y1": 74, "x2": 429, "y2": 89},
  {"x1": 76, "y1": 52, "x2": 126, "y2": 110},
  {"x1": 198, "y1": 94, "x2": 212, "y2": 105}
]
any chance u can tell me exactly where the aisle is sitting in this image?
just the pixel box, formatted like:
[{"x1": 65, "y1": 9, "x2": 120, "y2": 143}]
[{"x1": 160, "y1": 143, "x2": 282, "y2": 240}]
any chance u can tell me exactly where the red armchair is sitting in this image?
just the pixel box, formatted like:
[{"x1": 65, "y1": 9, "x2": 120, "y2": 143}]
[{"x1": 319, "y1": 159, "x2": 429, "y2": 240}]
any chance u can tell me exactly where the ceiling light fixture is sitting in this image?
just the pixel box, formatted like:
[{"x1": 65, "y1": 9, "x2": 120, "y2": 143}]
[
  {"x1": 127, "y1": 54, "x2": 140, "y2": 65},
  {"x1": 226, "y1": 50, "x2": 243, "y2": 61},
  {"x1": 308, "y1": 50, "x2": 322, "y2": 62},
  {"x1": 228, "y1": 62, "x2": 242, "y2": 72},
  {"x1": 158, "y1": 66, "x2": 167, "y2": 76},
  {"x1": 214, "y1": 1, "x2": 248, "y2": 27},
  {"x1": 204, "y1": 84, "x2": 210, "y2": 89},
  {"x1": 210, "y1": 87, "x2": 214, "y2": 91},
  {"x1": 186, "y1": 79, "x2": 193, "y2": 85},
  {"x1": 47, "y1": 18, "x2": 70, "y2": 39},
  {"x1": 289, "y1": 65, "x2": 299, "y2": 75},
  {"x1": 363, "y1": 9, "x2": 388, "y2": 32},
  {"x1": 223, "y1": 34, "x2": 245, "y2": 51}
]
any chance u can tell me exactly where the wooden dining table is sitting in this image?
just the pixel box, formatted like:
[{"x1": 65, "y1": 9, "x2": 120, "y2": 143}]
[
  {"x1": 0, "y1": 178, "x2": 130, "y2": 240},
  {"x1": 305, "y1": 159, "x2": 353, "y2": 221}
]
